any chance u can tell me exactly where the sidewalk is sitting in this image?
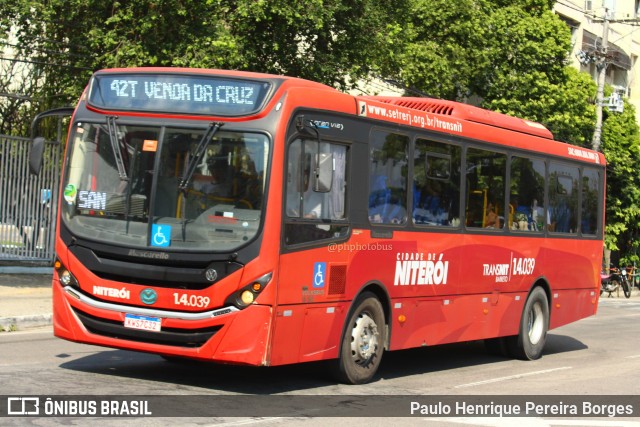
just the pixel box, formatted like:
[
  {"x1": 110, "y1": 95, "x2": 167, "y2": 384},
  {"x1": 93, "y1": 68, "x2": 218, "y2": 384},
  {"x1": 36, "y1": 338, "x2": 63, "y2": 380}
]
[{"x1": 0, "y1": 273, "x2": 53, "y2": 331}]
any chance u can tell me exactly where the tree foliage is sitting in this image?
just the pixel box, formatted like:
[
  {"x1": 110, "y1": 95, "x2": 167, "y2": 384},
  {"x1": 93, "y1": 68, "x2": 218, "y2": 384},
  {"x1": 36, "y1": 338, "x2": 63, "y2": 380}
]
[
  {"x1": 486, "y1": 67, "x2": 597, "y2": 147},
  {"x1": 601, "y1": 98, "x2": 640, "y2": 264},
  {"x1": 3, "y1": 0, "x2": 408, "y2": 105},
  {"x1": 397, "y1": 0, "x2": 485, "y2": 99}
]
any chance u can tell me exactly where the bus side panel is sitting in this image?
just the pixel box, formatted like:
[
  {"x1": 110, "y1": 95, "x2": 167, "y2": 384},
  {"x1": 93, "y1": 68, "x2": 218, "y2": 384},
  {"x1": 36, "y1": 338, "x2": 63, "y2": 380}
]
[
  {"x1": 269, "y1": 303, "x2": 347, "y2": 365},
  {"x1": 388, "y1": 293, "x2": 526, "y2": 350},
  {"x1": 548, "y1": 288, "x2": 598, "y2": 330},
  {"x1": 269, "y1": 305, "x2": 306, "y2": 365},
  {"x1": 273, "y1": 243, "x2": 351, "y2": 365},
  {"x1": 538, "y1": 243, "x2": 602, "y2": 293},
  {"x1": 211, "y1": 305, "x2": 272, "y2": 365}
]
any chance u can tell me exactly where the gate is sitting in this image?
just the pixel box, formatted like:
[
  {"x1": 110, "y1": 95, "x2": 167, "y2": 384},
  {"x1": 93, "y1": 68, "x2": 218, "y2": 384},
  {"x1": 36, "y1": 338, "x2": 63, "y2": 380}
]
[{"x1": 0, "y1": 134, "x2": 62, "y2": 264}]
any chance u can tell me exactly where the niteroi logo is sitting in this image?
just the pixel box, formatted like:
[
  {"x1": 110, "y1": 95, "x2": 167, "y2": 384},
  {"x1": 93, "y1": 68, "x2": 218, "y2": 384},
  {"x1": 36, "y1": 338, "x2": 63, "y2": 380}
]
[{"x1": 394, "y1": 252, "x2": 450, "y2": 286}]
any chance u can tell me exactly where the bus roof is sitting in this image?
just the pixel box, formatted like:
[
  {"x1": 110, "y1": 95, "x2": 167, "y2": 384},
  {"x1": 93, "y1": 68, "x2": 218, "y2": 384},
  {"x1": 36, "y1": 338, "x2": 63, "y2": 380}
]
[{"x1": 364, "y1": 96, "x2": 554, "y2": 140}]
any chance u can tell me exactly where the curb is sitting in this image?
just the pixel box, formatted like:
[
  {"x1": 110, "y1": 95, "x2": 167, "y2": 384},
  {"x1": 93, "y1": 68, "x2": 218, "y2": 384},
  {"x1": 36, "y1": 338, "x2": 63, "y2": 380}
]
[{"x1": 0, "y1": 314, "x2": 52, "y2": 332}]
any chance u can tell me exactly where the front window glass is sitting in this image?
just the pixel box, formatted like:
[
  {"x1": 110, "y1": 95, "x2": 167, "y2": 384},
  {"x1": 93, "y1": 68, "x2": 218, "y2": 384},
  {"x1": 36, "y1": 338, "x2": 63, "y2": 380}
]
[{"x1": 62, "y1": 121, "x2": 268, "y2": 251}]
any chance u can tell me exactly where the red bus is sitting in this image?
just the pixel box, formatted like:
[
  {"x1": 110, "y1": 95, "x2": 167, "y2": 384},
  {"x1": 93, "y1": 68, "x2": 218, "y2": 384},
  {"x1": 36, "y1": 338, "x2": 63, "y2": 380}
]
[{"x1": 30, "y1": 68, "x2": 605, "y2": 384}]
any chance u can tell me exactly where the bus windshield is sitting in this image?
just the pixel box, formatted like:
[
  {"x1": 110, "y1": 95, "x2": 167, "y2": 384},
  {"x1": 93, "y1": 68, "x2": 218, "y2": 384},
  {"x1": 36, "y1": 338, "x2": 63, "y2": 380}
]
[{"x1": 61, "y1": 121, "x2": 269, "y2": 251}]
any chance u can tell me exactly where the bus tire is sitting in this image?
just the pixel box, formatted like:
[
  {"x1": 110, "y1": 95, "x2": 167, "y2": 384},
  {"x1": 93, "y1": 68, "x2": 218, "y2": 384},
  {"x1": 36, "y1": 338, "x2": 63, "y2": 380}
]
[
  {"x1": 333, "y1": 292, "x2": 385, "y2": 384},
  {"x1": 507, "y1": 286, "x2": 549, "y2": 360}
]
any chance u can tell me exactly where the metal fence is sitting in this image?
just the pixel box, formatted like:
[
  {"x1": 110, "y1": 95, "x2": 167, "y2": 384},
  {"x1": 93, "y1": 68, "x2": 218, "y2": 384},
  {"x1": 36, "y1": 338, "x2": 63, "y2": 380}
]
[{"x1": 0, "y1": 134, "x2": 62, "y2": 264}]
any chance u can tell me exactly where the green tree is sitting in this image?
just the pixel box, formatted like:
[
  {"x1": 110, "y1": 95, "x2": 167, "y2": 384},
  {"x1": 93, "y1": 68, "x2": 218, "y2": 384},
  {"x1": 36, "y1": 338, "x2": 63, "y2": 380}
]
[
  {"x1": 486, "y1": 67, "x2": 596, "y2": 147},
  {"x1": 397, "y1": 0, "x2": 487, "y2": 99},
  {"x1": 3, "y1": 0, "x2": 409, "y2": 106},
  {"x1": 601, "y1": 97, "x2": 640, "y2": 265},
  {"x1": 222, "y1": 0, "x2": 408, "y2": 90}
]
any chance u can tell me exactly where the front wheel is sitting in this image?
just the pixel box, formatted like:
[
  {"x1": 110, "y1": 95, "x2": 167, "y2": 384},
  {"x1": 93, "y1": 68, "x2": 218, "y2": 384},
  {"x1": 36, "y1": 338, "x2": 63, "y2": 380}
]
[
  {"x1": 333, "y1": 292, "x2": 385, "y2": 384},
  {"x1": 622, "y1": 280, "x2": 631, "y2": 298},
  {"x1": 507, "y1": 286, "x2": 549, "y2": 360}
]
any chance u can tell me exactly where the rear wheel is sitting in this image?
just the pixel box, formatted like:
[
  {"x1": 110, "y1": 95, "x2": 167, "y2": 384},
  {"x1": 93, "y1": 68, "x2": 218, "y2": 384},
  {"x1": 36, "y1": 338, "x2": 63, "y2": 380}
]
[
  {"x1": 507, "y1": 286, "x2": 549, "y2": 360},
  {"x1": 333, "y1": 292, "x2": 385, "y2": 384}
]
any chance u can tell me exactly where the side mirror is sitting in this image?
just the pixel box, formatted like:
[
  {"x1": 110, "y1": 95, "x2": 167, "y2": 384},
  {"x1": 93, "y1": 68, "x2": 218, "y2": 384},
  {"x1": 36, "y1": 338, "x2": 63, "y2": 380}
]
[
  {"x1": 29, "y1": 106, "x2": 75, "y2": 175},
  {"x1": 29, "y1": 137, "x2": 46, "y2": 175},
  {"x1": 314, "y1": 152, "x2": 333, "y2": 192}
]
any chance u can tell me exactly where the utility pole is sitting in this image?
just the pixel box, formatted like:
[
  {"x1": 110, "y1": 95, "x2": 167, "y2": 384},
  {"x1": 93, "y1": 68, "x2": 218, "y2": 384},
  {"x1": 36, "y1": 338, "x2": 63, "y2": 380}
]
[
  {"x1": 589, "y1": 8, "x2": 640, "y2": 152},
  {"x1": 591, "y1": 10, "x2": 608, "y2": 153}
]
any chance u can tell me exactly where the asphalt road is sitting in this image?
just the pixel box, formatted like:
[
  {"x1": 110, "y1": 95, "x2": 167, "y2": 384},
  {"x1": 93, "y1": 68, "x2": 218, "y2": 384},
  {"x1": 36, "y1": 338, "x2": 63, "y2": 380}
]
[{"x1": 1, "y1": 298, "x2": 639, "y2": 426}]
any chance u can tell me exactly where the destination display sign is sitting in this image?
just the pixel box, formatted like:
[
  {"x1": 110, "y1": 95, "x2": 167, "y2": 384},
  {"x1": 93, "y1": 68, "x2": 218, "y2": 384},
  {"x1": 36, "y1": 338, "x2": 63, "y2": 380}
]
[{"x1": 87, "y1": 73, "x2": 272, "y2": 116}]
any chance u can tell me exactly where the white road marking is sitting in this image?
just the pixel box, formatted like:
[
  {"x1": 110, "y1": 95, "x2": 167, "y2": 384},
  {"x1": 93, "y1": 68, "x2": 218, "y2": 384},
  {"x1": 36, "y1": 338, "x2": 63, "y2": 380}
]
[
  {"x1": 207, "y1": 418, "x2": 286, "y2": 426},
  {"x1": 454, "y1": 367, "x2": 572, "y2": 389}
]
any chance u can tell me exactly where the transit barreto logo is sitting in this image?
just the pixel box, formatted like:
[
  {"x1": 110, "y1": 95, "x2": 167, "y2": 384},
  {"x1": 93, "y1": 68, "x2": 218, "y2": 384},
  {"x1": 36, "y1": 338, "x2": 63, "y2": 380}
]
[
  {"x1": 394, "y1": 252, "x2": 449, "y2": 286},
  {"x1": 482, "y1": 254, "x2": 536, "y2": 283}
]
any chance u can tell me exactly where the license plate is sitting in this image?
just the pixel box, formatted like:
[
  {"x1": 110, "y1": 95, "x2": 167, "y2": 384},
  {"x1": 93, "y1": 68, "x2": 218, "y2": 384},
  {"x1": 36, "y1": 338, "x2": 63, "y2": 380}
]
[{"x1": 124, "y1": 314, "x2": 161, "y2": 332}]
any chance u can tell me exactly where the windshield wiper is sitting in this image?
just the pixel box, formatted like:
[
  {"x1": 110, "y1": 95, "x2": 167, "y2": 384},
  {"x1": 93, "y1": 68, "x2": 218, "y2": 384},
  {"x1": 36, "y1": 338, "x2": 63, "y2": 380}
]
[
  {"x1": 106, "y1": 115, "x2": 128, "y2": 181},
  {"x1": 179, "y1": 122, "x2": 224, "y2": 192}
]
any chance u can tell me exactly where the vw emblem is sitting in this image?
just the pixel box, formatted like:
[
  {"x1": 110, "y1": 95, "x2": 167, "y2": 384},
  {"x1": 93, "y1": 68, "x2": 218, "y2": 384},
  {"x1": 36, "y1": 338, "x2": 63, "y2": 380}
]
[
  {"x1": 140, "y1": 288, "x2": 158, "y2": 305},
  {"x1": 205, "y1": 268, "x2": 218, "y2": 282}
]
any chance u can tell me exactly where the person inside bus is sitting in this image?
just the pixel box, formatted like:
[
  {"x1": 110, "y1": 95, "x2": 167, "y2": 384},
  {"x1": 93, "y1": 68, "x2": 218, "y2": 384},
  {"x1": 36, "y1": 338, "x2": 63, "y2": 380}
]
[
  {"x1": 200, "y1": 158, "x2": 231, "y2": 198},
  {"x1": 510, "y1": 194, "x2": 532, "y2": 230},
  {"x1": 302, "y1": 187, "x2": 323, "y2": 218},
  {"x1": 485, "y1": 202, "x2": 500, "y2": 228},
  {"x1": 368, "y1": 174, "x2": 406, "y2": 224}
]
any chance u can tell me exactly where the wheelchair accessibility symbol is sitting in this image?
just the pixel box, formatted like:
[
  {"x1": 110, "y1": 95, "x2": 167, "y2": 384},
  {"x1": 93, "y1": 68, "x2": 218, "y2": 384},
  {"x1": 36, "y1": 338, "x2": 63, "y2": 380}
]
[
  {"x1": 151, "y1": 224, "x2": 171, "y2": 247},
  {"x1": 313, "y1": 262, "x2": 326, "y2": 288}
]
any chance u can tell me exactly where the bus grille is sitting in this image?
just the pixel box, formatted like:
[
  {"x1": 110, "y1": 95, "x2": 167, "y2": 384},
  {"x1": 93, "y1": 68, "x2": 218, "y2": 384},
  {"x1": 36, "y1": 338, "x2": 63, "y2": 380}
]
[{"x1": 72, "y1": 308, "x2": 221, "y2": 348}]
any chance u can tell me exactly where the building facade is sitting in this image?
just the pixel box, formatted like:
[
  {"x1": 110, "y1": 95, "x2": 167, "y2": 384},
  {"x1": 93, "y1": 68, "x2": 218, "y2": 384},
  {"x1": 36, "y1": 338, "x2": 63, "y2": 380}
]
[{"x1": 554, "y1": 0, "x2": 640, "y2": 119}]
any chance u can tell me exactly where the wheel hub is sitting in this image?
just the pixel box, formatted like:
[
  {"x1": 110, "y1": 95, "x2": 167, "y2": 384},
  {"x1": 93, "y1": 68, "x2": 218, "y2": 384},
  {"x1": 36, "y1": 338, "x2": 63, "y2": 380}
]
[
  {"x1": 350, "y1": 313, "x2": 379, "y2": 365},
  {"x1": 527, "y1": 302, "x2": 544, "y2": 345}
]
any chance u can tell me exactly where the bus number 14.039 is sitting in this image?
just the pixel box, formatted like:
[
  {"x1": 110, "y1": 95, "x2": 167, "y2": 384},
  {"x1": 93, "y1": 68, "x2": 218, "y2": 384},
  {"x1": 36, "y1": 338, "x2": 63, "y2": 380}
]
[{"x1": 173, "y1": 293, "x2": 211, "y2": 308}]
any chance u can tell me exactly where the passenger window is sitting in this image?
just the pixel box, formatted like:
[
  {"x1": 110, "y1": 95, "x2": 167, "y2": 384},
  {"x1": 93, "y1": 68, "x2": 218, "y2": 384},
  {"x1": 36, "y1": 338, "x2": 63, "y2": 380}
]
[
  {"x1": 581, "y1": 168, "x2": 600, "y2": 235},
  {"x1": 548, "y1": 162, "x2": 579, "y2": 233},
  {"x1": 509, "y1": 156, "x2": 546, "y2": 232},
  {"x1": 466, "y1": 148, "x2": 507, "y2": 229},
  {"x1": 413, "y1": 139, "x2": 461, "y2": 227},
  {"x1": 368, "y1": 130, "x2": 409, "y2": 225}
]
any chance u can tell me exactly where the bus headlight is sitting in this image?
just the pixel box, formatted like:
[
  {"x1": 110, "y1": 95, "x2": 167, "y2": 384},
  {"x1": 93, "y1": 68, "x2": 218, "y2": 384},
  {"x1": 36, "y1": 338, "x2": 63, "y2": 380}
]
[
  {"x1": 226, "y1": 272, "x2": 272, "y2": 309},
  {"x1": 54, "y1": 259, "x2": 78, "y2": 288},
  {"x1": 240, "y1": 290, "x2": 255, "y2": 305}
]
